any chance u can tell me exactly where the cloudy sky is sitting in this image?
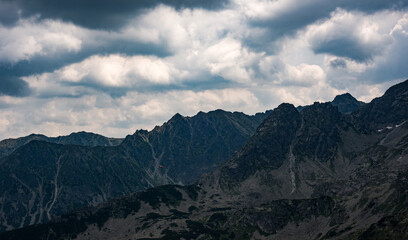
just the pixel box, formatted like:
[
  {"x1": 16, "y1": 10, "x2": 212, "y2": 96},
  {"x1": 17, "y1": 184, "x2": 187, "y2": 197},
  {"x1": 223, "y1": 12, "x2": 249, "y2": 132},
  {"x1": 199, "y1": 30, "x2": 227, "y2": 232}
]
[{"x1": 0, "y1": 0, "x2": 407, "y2": 139}]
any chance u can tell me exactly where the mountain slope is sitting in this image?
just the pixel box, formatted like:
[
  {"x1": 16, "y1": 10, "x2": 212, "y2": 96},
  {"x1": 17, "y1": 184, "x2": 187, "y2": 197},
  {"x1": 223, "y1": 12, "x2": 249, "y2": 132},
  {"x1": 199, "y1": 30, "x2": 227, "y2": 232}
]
[
  {"x1": 2, "y1": 80, "x2": 407, "y2": 239},
  {"x1": 0, "y1": 109, "x2": 270, "y2": 232}
]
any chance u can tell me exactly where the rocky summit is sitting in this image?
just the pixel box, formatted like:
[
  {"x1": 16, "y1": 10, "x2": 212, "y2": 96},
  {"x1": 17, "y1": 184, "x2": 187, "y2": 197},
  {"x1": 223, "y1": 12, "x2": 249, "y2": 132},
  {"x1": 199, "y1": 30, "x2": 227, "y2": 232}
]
[{"x1": 331, "y1": 93, "x2": 366, "y2": 114}]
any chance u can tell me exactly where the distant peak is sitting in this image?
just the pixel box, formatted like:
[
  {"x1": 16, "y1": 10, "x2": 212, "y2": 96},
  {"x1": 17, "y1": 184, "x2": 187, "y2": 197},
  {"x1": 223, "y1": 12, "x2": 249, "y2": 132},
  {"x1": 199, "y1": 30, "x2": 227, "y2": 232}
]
[
  {"x1": 332, "y1": 93, "x2": 356, "y2": 102},
  {"x1": 168, "y1": 113, "x2": 186, "y2": 123},
  {"x1": 172, "y1": 113, "x2": 184, "y2": 119},
  {"x1": 27, "y1": 133, "x2": 46, "y2": 137},
  {"x1": 331, "y1": 92, "x2": 365, "y2": 114},
  {"x1": 263, "y1": 103, "x2": 298, "y2": 122},
  {"x1": 70, "y1": 131, "x2": 93, "y2": 136},
  {"x1": 134, "y1": 129, "x2": 148, "y2": 135},
  {"x1": 275, "y1": 103, "x2": 297, "y2": 112}
]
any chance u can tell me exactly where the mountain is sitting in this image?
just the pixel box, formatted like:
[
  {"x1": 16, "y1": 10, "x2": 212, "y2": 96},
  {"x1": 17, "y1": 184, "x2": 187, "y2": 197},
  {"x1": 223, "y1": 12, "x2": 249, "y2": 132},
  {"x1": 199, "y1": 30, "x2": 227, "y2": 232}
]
[
  {"x1": 296, "y1": 92, "x2": 365, "y2": 114},
  {"x1": 0, "y1": 109, "x2": 270, "y2": 232},
  {"x1": 331, "y1": 93, "x2": 366, "y2": 114},
  {"x1": 351, "y1": 81, "x2": 408, "y2": 132},
  {"x1": 137, "y1": 109, "x2": 271, "y2": 184},
  {"x1": 2, "y1": 80, "x2": 406, "y2": 239},
  {"x1": 0, "y1": 132, "x2": 123, "y2": 159}
]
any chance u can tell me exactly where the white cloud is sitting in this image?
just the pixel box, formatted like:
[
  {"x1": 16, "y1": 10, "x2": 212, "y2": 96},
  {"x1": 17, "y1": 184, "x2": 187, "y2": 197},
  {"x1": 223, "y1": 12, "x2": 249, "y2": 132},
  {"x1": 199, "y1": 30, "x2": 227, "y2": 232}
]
[
  {"x1": 0, "y1": 17, "x2": 83, "y2": 62},
  {"x1": 278, "y1": 63, "x2": 326, "y2": 87},
  {"x1": 313, "y1": 11, "x2": 408, "y2": 86},
  {"x1": 391, "y1": 13, "x2": 408, "y2": 36},
  {"x1": 23, "y1": 54, "x2": 187, "y2": 97},
  {"x1": 306, "y1": 9, "x2": 393, "y2": 62},
  {"x1": 57, "y1": 54, "x2": 184, "y2": 86},
  {"x1": 202, "y1": 38, "x2": 261, "y2": 83}
]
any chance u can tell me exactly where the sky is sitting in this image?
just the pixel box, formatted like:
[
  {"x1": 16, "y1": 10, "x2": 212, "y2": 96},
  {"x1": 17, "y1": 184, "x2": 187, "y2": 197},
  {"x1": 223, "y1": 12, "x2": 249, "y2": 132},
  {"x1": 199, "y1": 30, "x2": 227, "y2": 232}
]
[{"x1": 0, "y1": 0, "x2": 407, "y2": 139}]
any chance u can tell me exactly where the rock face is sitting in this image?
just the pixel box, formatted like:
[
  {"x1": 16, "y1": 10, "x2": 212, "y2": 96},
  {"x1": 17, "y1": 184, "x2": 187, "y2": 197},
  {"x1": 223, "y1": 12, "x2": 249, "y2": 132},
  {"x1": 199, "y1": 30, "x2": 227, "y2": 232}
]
[
  {"x1": 2, "y1": 80, "x2": 407, "y2": 240},
  {"x1": 0, "y1": 110, "x2": 270, "y2": 232}
]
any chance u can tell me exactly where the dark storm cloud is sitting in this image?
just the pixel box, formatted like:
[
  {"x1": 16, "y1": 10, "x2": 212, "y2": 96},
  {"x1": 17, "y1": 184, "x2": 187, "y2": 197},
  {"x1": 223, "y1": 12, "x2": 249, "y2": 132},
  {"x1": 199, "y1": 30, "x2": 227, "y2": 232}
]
[
  {"x1": 0, "y1": 75, "x2": 30, "y2": 97},
  {"x1": 340, "y1": 0, "x2": 408, "y2": 13},
  {"x1": 0, "y1": 1, "x2": 19, "y2": 25},
  {"x1": 0, "y1": 0, "x2": 229, "y2": 29},
  {"x1": 56, "y1": 71, "x2": 234, "y2": 98},
  {"x1": 311, "y1": 38, "x2": 378, "y2": 63}
]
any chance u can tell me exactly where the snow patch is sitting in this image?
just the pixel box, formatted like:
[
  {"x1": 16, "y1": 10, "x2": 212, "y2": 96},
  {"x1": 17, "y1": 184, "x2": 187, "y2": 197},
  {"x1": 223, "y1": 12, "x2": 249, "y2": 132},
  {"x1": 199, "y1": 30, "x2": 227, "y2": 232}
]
[{"x1": 396, "y1": 121, "x2": 406, "y2": 128}]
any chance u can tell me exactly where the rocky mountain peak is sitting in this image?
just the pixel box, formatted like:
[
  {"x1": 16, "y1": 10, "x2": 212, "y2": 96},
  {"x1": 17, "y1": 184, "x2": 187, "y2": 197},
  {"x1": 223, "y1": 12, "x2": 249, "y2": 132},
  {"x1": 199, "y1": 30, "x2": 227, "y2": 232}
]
[
  {"x1": 169, "y1": 112, "x2": 185, "y2": 122},
  {"x1": 332, "y1": 93, "x2": 356, "y2": 103},
  {"x1": 331, "y1": 92, "x2": 365, "y2": 114}
]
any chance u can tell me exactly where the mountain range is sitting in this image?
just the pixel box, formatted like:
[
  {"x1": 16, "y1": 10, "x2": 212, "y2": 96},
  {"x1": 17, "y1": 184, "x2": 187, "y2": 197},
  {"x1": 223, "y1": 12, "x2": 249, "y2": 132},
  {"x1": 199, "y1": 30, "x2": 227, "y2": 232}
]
[
  {"x1": 1, "y1": 79, "x2": 406, "y2": 239},
  {"x1": 0, "y1": 132, "x2": 123, "y2": 159},
  {"x1": 0, "y1": 109, "x2": 271, "y2": 232}
]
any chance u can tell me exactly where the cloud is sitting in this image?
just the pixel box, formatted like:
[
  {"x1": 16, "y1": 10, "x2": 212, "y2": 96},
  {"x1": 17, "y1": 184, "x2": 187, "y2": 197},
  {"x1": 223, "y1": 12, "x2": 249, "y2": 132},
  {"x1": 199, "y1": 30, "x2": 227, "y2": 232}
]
[
  {"x1": 0, "y1": 18, "x2": 83, "y2": 63},
  {"x1": 0, "y1": 5, "x2": 242, "y2": 83},
  {"x1": 277, "y1": 64, "x2": 326, "y2": 87},
  {"x1": 339, "y1": 0, "x2": 408, "y2": 13},
  {"x1": 23, "y1": 54, "x2": 187, "y2": 97},
  {"x1": 202, "y1": 38, "x2": 260, "y2": 83},
  {"x1": 0, "y1": 1, "x2": 19, "y2": 26},
  {"x1": 258, "y1": 53, "x2": 326, "y2": 87},
  {"x1": 329, "y1": 58, "x2": 347, "y2": 69},
  {"x1": 0, "y1": 75, "x2": 31, "y2": 97},
  {"x1": 321, "y1": 12, "x2": 408, "y2": 86},
  {"x1": 56, "y1": 54, "x2": 184, "y2": 86},
  {"x1": 306, "y1": 9, "x2": 393, "y2": 62},
  {"x1": 1, "y1": 0, "x2": 229, "y2": 29},
  {"x1": 233, "y1": 0, "x2": 407, "y2": 53}
]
